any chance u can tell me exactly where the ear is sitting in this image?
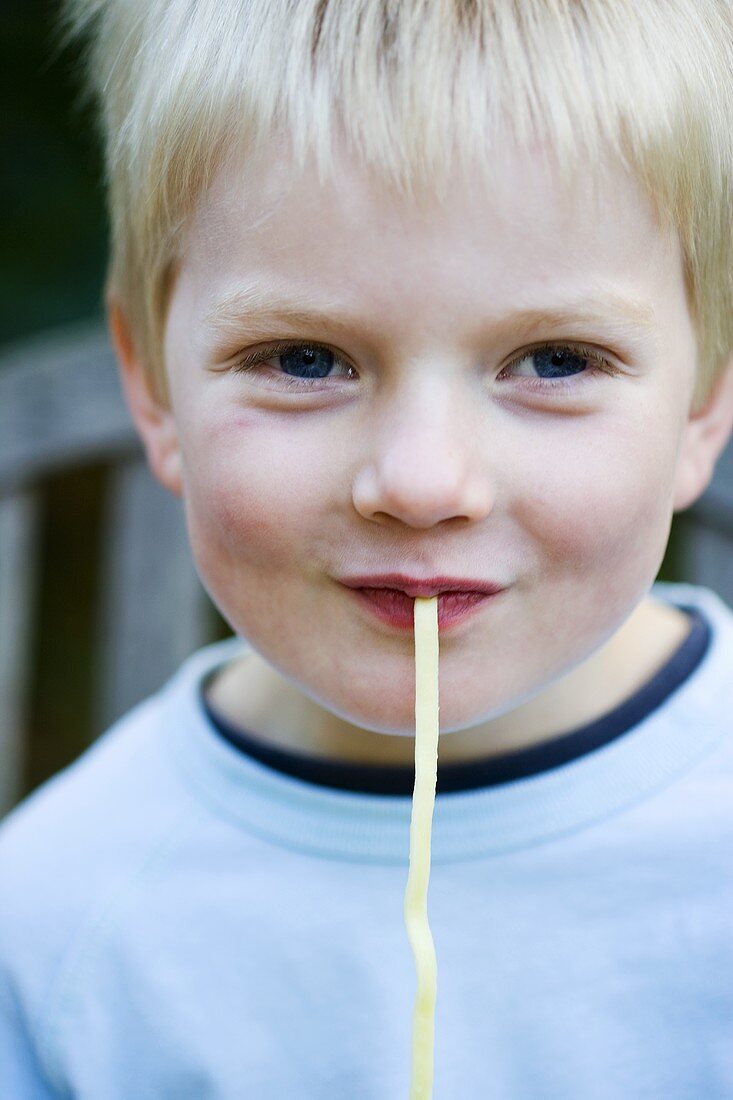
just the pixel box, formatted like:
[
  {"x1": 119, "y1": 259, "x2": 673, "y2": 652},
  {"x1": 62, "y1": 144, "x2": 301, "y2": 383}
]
[
  {"x1": 674, "y1": 354, "x2": 733, "y2": 512},
  {"x1": 108, "y1": 298, "x2": 183, "y2": 498}
]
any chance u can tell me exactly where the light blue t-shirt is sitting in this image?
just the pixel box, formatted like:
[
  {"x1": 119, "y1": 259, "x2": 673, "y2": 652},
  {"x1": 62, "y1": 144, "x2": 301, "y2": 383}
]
[{"x1": 1, "y1": 581, "x2": 732, "y2": 1099}]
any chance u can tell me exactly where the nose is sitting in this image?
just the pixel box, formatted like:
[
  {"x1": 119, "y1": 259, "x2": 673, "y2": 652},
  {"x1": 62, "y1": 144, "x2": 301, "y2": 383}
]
[{"x1": 351, "y1": 382, "x2": 495, "y2": 528}]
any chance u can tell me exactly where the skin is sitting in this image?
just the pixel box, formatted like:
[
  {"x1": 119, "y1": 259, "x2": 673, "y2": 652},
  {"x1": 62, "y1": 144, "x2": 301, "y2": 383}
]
[{"x1": 112, "y1": 136, "x2": 733, "y2": 767}]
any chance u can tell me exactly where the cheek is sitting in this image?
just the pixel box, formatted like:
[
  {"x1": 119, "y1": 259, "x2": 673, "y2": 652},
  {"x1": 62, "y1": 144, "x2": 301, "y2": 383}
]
[
  {"x1": 180, "y1": 411, "x2": 333, "y2": 576},
  {"x1": 515, "y1": 413, "x2": 679, "y2": 574}
]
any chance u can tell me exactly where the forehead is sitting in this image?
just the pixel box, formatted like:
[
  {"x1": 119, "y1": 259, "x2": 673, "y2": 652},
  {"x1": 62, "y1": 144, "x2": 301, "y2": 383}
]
[{"x1": 178, "y1": 134, "x2": 682, "y2": 342}]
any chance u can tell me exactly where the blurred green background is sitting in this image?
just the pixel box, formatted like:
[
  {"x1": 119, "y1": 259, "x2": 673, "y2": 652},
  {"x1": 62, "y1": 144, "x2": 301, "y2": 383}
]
[
  {"x1": 2, "y1": 0, "x2": 685, "y2": 807},
  {"x1": 3, "y1": 0, "x2": 107, "y2": 344}
]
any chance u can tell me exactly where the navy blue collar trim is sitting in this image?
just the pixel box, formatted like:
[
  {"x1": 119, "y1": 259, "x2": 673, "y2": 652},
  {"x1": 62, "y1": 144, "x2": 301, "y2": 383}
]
[{"x1": 200, "y1": 607, "x2": 710, "y2": 795}]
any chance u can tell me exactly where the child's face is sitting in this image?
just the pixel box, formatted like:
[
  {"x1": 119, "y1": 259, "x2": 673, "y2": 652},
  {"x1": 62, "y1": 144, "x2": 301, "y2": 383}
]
[{"x1": 153, "y1": 136, "x2": 721, "y2": 736}]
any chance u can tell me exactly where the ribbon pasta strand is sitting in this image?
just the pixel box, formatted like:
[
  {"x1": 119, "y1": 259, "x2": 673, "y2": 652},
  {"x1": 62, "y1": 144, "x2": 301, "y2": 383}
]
[{"x1": 404, "y1": 595, "x2": 440, "y2": 1099}]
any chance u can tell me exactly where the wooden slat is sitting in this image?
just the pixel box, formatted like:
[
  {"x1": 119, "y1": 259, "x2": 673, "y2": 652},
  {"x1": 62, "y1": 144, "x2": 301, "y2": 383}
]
[
  {"x1": 0, "y1": 491, "x2": 41, "y2": 818},
  {"x1": 0, "y1": 320, "x2": 139, "y2": 495},
  {"x1": 93, "y1": 454, "x2": 214, "y2": 734}
]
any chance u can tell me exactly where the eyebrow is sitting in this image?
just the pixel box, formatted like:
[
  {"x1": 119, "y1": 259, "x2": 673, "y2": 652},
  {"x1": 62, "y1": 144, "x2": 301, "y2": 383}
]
[
  {"x1": 204, "y1": 285, "x2": 658, "y2": 344},
  {"x1": 205, "y1": 287, "x2": 353, "y2": 339}
]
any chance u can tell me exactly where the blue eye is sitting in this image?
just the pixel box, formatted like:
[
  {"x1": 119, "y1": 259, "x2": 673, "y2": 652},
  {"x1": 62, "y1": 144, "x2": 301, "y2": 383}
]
[
  {"x1": 232, "y1": 342, "x2": 355, "y2": 391},
  {"x1": 278, "y1": 346, "x2": 336, "y2": 379},
  {"x1": 521, "y1": 347, "x2": 588, "y2": 378},
  {"x1": 501, "y1": 342, "x2": 619, "y2": 392}
]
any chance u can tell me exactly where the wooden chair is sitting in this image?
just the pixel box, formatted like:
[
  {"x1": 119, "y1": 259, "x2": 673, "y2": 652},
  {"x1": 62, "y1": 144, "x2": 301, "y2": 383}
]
[
  {"x1": 1, "y1": 320, "x2": 732, "y2": 819},
  {"x1": 0, "y1": 320, "x2": 219, "y2": 818}
]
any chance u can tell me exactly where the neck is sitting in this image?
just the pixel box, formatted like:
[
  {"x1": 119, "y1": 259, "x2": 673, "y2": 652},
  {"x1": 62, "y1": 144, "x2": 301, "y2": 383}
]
[{"x1": 205, "y1": 596, "x2": 691, "y2": 768}]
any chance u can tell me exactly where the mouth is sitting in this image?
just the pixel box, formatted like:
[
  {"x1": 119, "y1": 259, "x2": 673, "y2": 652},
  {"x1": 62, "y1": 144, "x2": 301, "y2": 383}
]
[{"x1": 344, "y1": 585, "x2": 504, "y2": 631}]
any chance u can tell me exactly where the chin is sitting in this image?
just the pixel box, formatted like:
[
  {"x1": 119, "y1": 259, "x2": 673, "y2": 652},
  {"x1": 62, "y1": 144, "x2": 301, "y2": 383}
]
[{"x1": 311, "y1": 687, "x2": 486, "y2": 739}]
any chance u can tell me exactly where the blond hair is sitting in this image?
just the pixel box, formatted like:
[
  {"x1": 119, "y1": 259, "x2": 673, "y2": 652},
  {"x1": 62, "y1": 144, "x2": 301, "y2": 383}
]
[{"x1": 61, "y1": 0, "x2": 733, "y2": 410}]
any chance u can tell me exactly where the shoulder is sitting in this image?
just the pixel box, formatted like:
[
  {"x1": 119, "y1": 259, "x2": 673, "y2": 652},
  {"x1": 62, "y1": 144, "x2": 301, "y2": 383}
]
[
  {"x1": 649, "y1": 580, "x2": 733, "y2": 807},
  {"x1": 0, "y1": 635, "x2": 251, "y2": 1086},
  {"x1": 0, "y1": 652, "x2": 216, "y2": 1053},
  {"x1": 0, "y1": 689, "x2": 182, "y2": 883},
  {"x1": 0, "y1": 634, "x2": 245, "y2": 973},
  {"x1": 0, "y1": 635, "x2": 243, "y2": 904}
]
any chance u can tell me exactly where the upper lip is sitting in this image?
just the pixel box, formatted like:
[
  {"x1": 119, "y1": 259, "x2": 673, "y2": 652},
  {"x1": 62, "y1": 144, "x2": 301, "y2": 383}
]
[{"x1": 340, "y1": 573, "x2": 506, "y2": 597}]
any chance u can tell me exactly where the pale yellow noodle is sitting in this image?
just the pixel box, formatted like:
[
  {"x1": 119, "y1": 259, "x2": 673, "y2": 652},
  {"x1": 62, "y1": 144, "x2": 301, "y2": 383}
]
[{"x1": 404, "y1": 595, "x2": 440, "y2": 1099}]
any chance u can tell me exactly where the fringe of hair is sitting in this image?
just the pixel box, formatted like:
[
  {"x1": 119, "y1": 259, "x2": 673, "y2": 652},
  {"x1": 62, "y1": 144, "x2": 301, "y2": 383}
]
[{"x1": 59, "y1": 0, "x2": 733, "y2": 409}]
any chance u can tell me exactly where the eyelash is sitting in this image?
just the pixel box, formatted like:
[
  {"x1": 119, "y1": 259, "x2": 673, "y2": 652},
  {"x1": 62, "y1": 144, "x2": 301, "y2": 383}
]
[{"x1": 230, "y1": 340, "x2": 619, "y2": 395}]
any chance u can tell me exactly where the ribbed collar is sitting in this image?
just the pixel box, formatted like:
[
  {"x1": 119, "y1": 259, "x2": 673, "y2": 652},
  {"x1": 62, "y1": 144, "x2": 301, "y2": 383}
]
[{"x1": 160, "y1": 583, "x2": 733, "y2": 864}]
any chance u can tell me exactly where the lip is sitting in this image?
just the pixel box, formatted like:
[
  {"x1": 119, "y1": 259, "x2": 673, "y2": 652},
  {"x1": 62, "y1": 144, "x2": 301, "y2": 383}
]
[
  {"x1": 340, "y1": 574, "x2": 506, "y2": 631},
  {"x1": 340, "y1": 573, "x2": 506, "y2": 597}
]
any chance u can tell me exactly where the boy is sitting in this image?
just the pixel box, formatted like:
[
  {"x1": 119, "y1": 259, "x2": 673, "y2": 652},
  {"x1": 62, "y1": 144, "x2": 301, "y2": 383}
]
[{"x1": 2, "y1": 0, "x2": 733, "y2": 1095}]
